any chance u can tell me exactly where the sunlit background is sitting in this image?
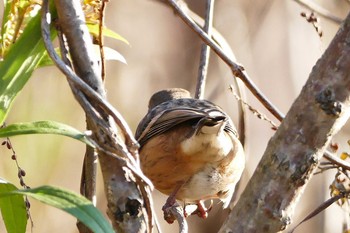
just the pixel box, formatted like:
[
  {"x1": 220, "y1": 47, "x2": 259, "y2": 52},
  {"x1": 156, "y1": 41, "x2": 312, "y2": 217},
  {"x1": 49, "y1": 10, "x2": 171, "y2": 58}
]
[{"x1": 1, "y1": 0, "x2": 350, "y2": 232}]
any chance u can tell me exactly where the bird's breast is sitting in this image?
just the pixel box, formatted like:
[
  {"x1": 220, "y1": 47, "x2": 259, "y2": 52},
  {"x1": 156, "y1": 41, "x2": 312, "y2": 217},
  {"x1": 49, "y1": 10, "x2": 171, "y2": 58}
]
[{"x1": 180, "y1": 126, "x2": 233, "y2": 162}]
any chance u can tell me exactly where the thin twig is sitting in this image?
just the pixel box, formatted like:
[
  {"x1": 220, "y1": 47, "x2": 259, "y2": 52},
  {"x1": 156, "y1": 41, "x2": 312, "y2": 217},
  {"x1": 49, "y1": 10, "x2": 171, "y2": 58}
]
[
  {"x1": 289, "y1": 192, "x2": 347, "y2": 232},
  {"x1": 166, "y1": 0, "x2": 350, "y2": 172},
  {"x1": 0, "y1": 130, "x2": 34, "y2": 231},
  {"x1": 229, "y1": 85, "x2": 278, "y2": 130},
  {"x1": 166, "y1": 204, "x2": 188, "y2": 233},
  {"x1": 41, "y1": 0, "x2": 151, "y2": 188},
  {"x1": 166, "y1": 0, "x2": 284, "y2": 122},
  {"x1": 315, "y1": 165, "x2": 339, "y2": 174},
  {"x1": 324, "y1": 150, "x2": 350, "y2": 170},
  {"x1": 57, "y1": 20, "x2": 99, "y2": 221},
  {"x1": 41, "y1": 4, "x2": 139, "y2": 153},
  {"x1": 43, "y1": 1, "x2": 156, "y2": 232},
  {"x1": 300, "y1": 12, "x2": 323, "y2": 37},
  {"x1": 80, "y1": 149, "x2": 98, "y2": 202},
  {"x1": 99, "y1": 0, "x2": 107, "y2": 80},
  {"x1": 175, "y1": 0, "x2": 247, "y2": 146},
  {"x1": 293, "y1": 0, "x2": 343, "y2": 24},
  {"x1": 57, "y1": 24, "x2": 99, "y2": 215},
  {"x1": 195, "y1": 0, "x2": 214, "y2": 99},
  {"x1": 56, "y1": 24, "x2": 72, "y2": 67}
]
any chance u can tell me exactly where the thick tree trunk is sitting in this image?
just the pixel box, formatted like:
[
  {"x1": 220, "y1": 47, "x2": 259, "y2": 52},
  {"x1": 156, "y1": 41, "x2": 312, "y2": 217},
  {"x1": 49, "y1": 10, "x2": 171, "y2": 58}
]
[{"x1": 219, "y1": 12, "x2": 350, "y2": 233}]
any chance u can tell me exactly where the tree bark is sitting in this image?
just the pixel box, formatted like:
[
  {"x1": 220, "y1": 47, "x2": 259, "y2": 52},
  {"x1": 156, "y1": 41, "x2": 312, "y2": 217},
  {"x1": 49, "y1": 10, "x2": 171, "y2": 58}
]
[
  {"x1": 219, "y1": 12, "x2": 350, "y2": 233},
  {"x1": 52, "y1": 1, "x2": 151, "y2": 232}
]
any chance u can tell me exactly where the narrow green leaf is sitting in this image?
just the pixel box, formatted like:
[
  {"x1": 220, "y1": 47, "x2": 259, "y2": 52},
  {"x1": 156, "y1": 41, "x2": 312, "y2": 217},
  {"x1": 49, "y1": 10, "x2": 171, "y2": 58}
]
[
  {"x1": 14, "y1": 186, "x2": 114, "y2": 233},
  {"x1": 0, "y1": 3, "x2": 57, "y2": 125},
  {"x1": 86, "y1": 23, "x2": 129, "y2": 45},
  {"x1": 37, "y1": 47, "x2": 61, "y2": 67},
  {"x1": 0, "y1": 121, "x2": 95, "y2": 147},
  {"x1": 0, "y1": 178, "x2": 27, "y2": 233},
  {"x1": 37, "y1": 53, "x2": 55, "y2": 67}
]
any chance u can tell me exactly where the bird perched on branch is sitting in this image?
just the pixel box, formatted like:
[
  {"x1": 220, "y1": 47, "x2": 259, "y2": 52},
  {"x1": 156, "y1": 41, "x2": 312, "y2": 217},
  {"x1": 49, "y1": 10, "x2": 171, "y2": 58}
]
[{"x1": 135, "y1": 88, "x2": 245, "y2": 222}]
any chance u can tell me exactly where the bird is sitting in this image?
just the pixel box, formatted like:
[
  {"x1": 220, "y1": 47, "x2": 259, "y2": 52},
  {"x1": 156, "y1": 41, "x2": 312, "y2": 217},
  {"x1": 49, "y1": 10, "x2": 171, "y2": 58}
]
[{"x1": 135, "y1": 88, "x2": 245, "y2": 222}]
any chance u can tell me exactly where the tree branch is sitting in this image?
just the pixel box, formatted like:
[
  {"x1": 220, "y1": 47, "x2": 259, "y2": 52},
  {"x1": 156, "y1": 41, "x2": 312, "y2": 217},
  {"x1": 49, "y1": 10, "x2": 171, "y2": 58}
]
[
  {"x1": 165, "y1": 0, "x2": 284, "y2": 122},
  {"x1": 98, "y1": 0, "x2": 107, "y2": 80},
  {"x1": 165, "y1": 0, "x2": 248, "y2": 146},
  {"x1": 219, "y1": 11, "x2": 350, "y2": 232},
  {"x1": 194, "y1": 0, "x2": 214, "y2": 99},
  {"x1": 293, "y1": 0, "x2": 343, "y2": 24},
  {"x1": 169, "y1": 204, "x2": 188, "y2": 233},
  {"x1": 163, "y1": 0, "x2": 350, "y2": 176},
  {"x1": 41, "y1": 0, "x2": 154, "y2": 232}
]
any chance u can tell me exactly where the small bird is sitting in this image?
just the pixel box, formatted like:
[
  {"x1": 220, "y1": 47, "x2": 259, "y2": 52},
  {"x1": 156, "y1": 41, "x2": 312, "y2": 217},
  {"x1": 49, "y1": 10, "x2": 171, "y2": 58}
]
[{"x1": 135, "y1": 88, "x2": 245, "y2": 221}]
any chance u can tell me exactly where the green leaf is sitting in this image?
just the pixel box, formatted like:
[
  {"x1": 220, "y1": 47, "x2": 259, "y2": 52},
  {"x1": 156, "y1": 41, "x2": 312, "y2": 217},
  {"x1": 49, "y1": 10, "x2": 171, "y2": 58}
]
[
  {"x1": 37, "y1": 53, "x2": 55, "y2": 67},
  {"x1": 86, "y1": 23, "x2": 129, "y2": 45},
  {"x1": 0, "y1": 3, "x2": 57, "y2": 125},
  {"x1": 0, "y1": 121, "x2": 95, "y2": 147},
  {"x1": 14, "y1": 186, "x2": 114, "y2": 233},
  {"x1": 0, "y1": 178, "x2": 27, "y2": 233},
  {"x1": 37, "y1": 47, "x2": 61, "y2": 67}
]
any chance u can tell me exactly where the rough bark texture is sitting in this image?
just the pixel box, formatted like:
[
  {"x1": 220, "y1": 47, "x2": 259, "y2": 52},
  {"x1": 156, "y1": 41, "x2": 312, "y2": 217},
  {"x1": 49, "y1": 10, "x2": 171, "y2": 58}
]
[
  {"x1": 98, "y1": 154, "x2": 147, "y2": 232},
  {"x1": 219, "y1": 12, "x2": 350, "y2": 233},
  {"x1": 54, "y1": 0, "x2": 105, "y2": 97},
  {"x1": 53, "y1": 1, "x2": 149, "y2": 232}
]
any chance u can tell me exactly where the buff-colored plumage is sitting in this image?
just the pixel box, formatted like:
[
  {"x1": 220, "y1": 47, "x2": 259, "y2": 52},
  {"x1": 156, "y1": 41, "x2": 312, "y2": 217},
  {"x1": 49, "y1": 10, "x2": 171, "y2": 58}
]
[{"x1": 135, "y1": 88, "x2": 245, "y2": 215}]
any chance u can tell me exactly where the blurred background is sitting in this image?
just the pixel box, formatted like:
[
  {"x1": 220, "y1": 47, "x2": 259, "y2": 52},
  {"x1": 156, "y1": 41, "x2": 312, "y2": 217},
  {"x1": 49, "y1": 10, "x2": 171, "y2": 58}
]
[{"x1": 1, "y1": 0, "x2": 350, "y2": 232}]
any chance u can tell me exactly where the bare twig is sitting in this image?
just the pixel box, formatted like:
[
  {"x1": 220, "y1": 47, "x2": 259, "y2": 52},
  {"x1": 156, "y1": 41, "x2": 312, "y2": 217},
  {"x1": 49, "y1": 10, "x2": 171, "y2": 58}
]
[
  {"x1": 56, "y1": 25, "x2": 72, "y2": 67},
  {"x1": 57, "y1": 20, "x2": 99, "y2": 222},
  {"x1": 41, "y1": 0, "x2": 151, "y2": 188},
  {"x1": 229, "y1": 86, "x2": 278, "y2": 130},
  {"x1": 173, "y1": 0, "x2": 247, "y2": 146},
  {"x1": 195, "y1": 0, "x2": 214, "y2": 99},
  {"x1": 315, "y1": 164, "x2": 339, "y2": 174},
  {"x1": 166, "y1": 0, "x2": 284, "y2": 122},
  {"x1": 56, "y1": 6, "x2": 100, "y2": 223},
  {"x1": 0, "y1": 132, "x2": 34, "y2": 231},
  {"x1": 166, "y1": 204, "x2": 188, "y2": 233},
  {"x1": 289, "y1": 192, "x2": 347, "y2": 232},
  {"x1": 99, "y1": 0, "x2": 107, "y2": 80},
  {"x1": 324, "y1": 150, "x2": 350, "y2": 170},
  {"x1": 300, "y1": 12, "x2": 323, "y2": 37},
  {"x1": 293, "y1": 0, "x2": 343, "y2": 24},
  {"x1": 164, "y1": 0, "x2": 350, "y2": 172},
  {"x1": 42, "y1": 3, "x2": 139, "y2": 154},
  {"x1": 41, "y1": 1, "x2": 155, "y2": 232},
  {"x1": 80, "y1": 148, "x2": 98, "y2": 203},
  {"x1": 79, "y1": 150, "x2": 97, "y2": 233}
]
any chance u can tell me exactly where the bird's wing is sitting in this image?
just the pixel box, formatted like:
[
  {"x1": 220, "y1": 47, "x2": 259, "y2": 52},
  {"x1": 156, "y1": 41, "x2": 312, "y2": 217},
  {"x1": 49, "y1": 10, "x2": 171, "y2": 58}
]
[
  {"x1": 135, "y1": 98, "x2": 238, "y2": 147},
  {"x1": 136, "y1": 107, "x2": 207, "y2": 147}
]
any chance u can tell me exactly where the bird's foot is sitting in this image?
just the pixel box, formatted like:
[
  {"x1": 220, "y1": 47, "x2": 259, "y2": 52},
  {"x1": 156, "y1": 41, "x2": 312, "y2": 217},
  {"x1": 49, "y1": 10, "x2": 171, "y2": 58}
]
[
  {"x1": 162, "y1": 194, "x2": 180, "y2": 224},
  {"x1": 189, "y1": 200, "x2": 213, "y2": 219}
]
